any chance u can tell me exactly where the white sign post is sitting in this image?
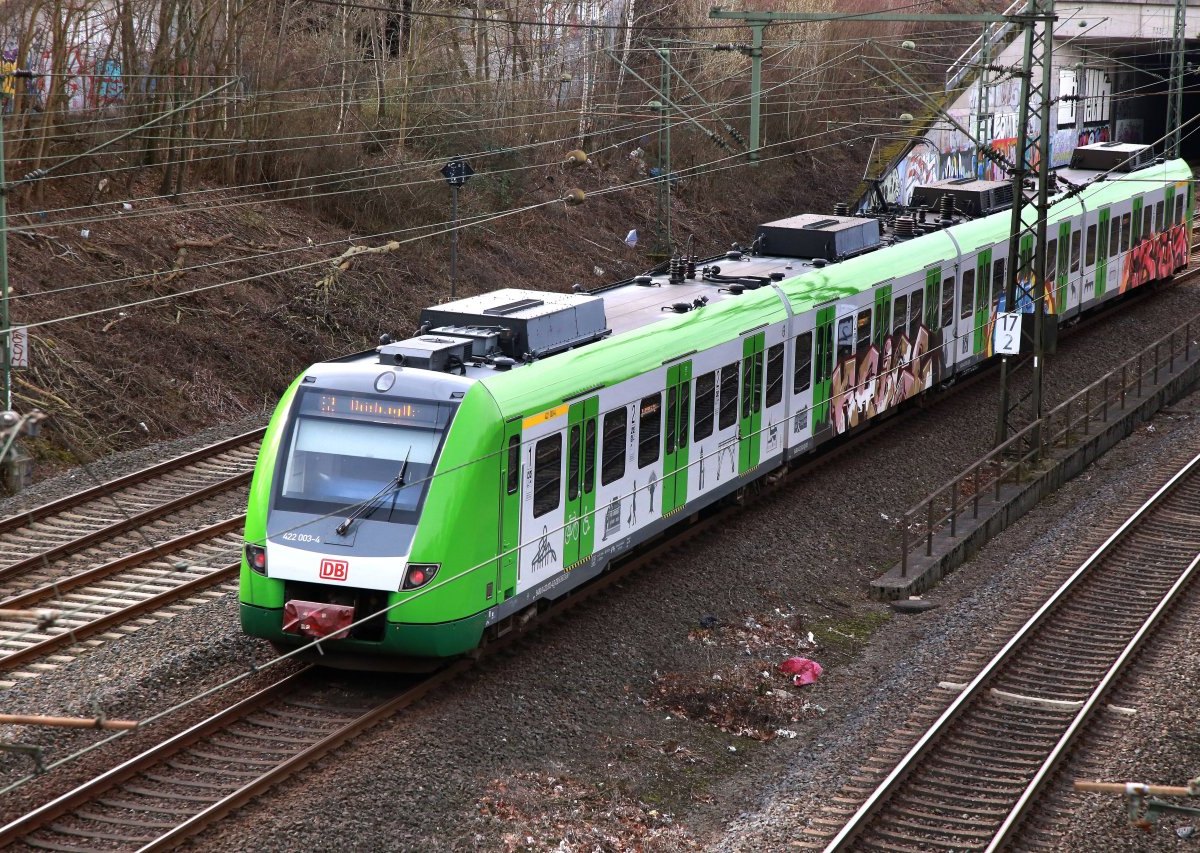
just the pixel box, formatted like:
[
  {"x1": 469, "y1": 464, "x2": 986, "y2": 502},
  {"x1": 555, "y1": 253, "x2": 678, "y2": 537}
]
[{"x1": 993, "y1": 312, "x2": 1022, "y2": 356}]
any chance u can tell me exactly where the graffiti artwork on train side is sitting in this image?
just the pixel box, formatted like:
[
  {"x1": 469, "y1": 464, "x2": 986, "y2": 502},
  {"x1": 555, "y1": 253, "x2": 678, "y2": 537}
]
[
  {"x1": 828, "y1": 325, "x2": 938, "y2": 435},
  {"x1": 1119, "y1": 222, "x2": 1190, "y2": 293}
]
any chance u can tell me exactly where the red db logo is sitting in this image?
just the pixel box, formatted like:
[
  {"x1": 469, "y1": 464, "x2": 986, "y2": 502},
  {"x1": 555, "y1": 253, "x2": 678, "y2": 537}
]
[{"x1": 319, "y1": 559, "x2": 349, "y2": 581}]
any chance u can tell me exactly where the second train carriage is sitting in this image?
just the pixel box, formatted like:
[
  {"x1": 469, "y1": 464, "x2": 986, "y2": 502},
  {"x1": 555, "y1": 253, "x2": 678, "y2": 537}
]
[{"x1": 239, "y1": 147, "x2": 1194, "y2": 666}]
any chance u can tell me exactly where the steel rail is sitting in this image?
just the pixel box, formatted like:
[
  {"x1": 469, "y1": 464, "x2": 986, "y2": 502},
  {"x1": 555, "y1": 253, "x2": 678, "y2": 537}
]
[
  {"x1": 823, "y1": 447, "x2": 1200, "y2": 851},
  {"x1": 0, "y1": 427, "x2": 263, "y2": 535}
]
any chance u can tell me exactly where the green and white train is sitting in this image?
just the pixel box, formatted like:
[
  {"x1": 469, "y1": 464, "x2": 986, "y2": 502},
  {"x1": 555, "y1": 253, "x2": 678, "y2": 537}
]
[{"x1": 240, "y1": 144, "x2": 1193, "y2": 666}]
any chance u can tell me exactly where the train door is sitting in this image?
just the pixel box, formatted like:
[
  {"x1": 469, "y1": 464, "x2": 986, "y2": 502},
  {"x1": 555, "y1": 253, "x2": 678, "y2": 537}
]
[
  {"x1": 498, "y1": 420, "x2": 522, "y2": 603},
  {"x1": 1096, "y1": 207, "x2": 1111, "y2": 298},
  {"x1": 811, "y1": 306, "x2": 835, "y2": 431},
  {"x1": 662, "y1": 361, "x2": 692, "y2": 516},
  {"x1": 972, "y1": 248, "x2": 992, "y2": 354},
  {"x1": 1057, "y1": 220, "x2": 1070, "y2": 315},
  {"x1": 955, "y1": 256, "x2": 977, "y2": 362},
  {"x1": 738, "y1": 333, "x2": 765, "y2": 473},
  {"x1": 563, "y1": 396, "x2": 599, "y2": 568}
]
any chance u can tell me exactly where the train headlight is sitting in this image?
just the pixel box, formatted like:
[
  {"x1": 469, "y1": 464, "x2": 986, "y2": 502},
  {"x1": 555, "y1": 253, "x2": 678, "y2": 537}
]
[
  {"x1": 246, "y1": 543, "x2": 268, "y2": 575},
  {"x1": 402, "y1": 563, "x2": 439, "y2": 590}
]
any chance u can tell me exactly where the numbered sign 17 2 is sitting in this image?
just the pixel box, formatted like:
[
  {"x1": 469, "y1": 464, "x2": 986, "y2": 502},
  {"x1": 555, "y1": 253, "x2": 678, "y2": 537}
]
[{"x1": 993, "y1": 312, "x2": 1021, "y2": 356}]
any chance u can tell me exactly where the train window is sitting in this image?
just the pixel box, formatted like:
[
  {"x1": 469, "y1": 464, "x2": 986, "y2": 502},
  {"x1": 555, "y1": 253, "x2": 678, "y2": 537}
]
[
  {"x1": 532, "y1": 434, "x2": 562, "y2": 518},
  {"x1": 1155, "y1": 201, "x2": 1164, "y2": 232},
  {"x1": 1046, "y1": 240, "x2": 1058, "y2": 283},
  {"x1": 600, "y1": 408, "x2": 627, "y2": 486},
  {"x1": 836, "y1": 317, "x2": 854, "y2": 361},
  {"x1": 941, "y1": 277, "x2": 955, "y2": 327},
  {"x1": 694, "y1": 371, "x2": 716, "y2": 441},
  {"x1": 567, "y1": 424, "x2": 581, "y2": 501},
  {"x1": 718, "y1": 362, "x2": 739, "y2": 430},
  {"x1": 909, "y1": 290, "x2": 923, "y2": 336},
  {"x1": 765, "y1": 344, "x2": 785, "y2": 407},
  {"x1": 1109, "y1": 217, "x2": 1120, "y2": 256},
  {"x1": 1177, "y1": 196, "x2": 1185, "y2": 225},
  {"x1": 677, "y1": 380, "x2": 690, "y2": 450},
  {"x1": 638, "y1": 393, "x2": 661, "y2": 469},
  {"x1": 991, "y1": 260, "x2": 1005, "y2": 307},
  {"x1": 1143, "y1": 205, "x2": 1153, "y2": 238},
  {"x1": 583, "y1": 419, "x2": 596, "y2": 495},
  {"x1": 741, "y1": 357, "x2": 754, "y2": 419},
  {"x1": 666, "y1": 386, "x2": 677, "y2": 456},
  {"x1": 960, "y1": 269, "x2": 975, "y2": 321},
  {"x1": 1070, "y1": 230, "x2": 1081, "y2": 273},
  {"x1": 1121, "y1": 213, "x2": 1131, "y2": 251},
  {"x1": 855, "y1": 310, "x2": 871, "y2": 354},
  {"x1": 752, "y1": 349, "x2": 763, "y2": 414},
  {"x1": 1085, "y1": 224, "x2": 1097, "y2": 267},
  {"x1": 793, "y1": 332, "x2": 813, "y2": 394},
  {"x1": 892, "y1": 295, "x2": 907, "y2": 334},
  {"x1": 506, "y1": 435, "x2": 520, "y2": 495}
]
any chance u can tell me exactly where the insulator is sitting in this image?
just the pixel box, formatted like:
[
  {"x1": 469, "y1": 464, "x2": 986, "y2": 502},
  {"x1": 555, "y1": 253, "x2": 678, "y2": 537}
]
[
  {"x1": 686, "y1": 257, "x2": 697, "y2": 279},
  {"x1": 939, "y1": 193, "x2": 954, "y2": 219},
  {"x1": 669, "y1": 255, "x2": 685, "y2": 284},
  {"x1": 564, "y1": 188, "x2": 586, "y2": 205},
  {"x1": 564, "y1": 149, "x2": 588, "y2": 167}
]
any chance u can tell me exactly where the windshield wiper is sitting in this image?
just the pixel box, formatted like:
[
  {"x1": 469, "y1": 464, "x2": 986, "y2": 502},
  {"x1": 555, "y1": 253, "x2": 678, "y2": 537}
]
[{"x1": 335, "y1": 448, "x2": 412, "y2": 536}]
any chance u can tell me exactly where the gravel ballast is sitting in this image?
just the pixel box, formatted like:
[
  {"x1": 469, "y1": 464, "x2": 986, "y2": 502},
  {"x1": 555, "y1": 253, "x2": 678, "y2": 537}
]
[{"x1": 2, "y1": 281, "x2": 1199, "y2": 850}]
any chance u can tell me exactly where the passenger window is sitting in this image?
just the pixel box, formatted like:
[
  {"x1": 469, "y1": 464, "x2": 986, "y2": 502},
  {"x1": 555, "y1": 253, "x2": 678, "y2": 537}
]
[
  {"x1": 1176, "y1": 196, "x2": 1185, "y2": 225},
  {"x1": 991, "y1": 260, "x2": 1005, "y2": 307},
  {"x1": 600, "y1": 408, "x2": 627, "y2": 486},
  {"x1": 836, "y1": 317, "x2": 854, "y2": 361},
  {"x1": 1108, "y1": 217, "x2": 1120, "y2": 256},
  {"x1": 893, "y1": 295, "x2": 907, "y2": 334},
  {"x1": 506, "y1": 435, "x2": 520, "y2": 495},
  {"x1": 793, "y1": 332, "x2": 813, "y2": 393},
  {"x1": 1085, "y1": 224, "x2": 1097, "y2": 266},
  {"x1": 909, "y1": 290, "x2": 923, "y2": 336},
  {"x1": 1155, "y1": 201, "x2": 1164, "y2": 232},
  {"x1": 752, "y1": 349, "x2": 763, "y2": 414},
  {"x1": 567, "y1": 424, "x2": 581, "y2": 500},
  {"x1": 583, "y1": 419, "x2": 596, "y2": 495},
  {"x1": 1046, "y1": 240, "x2": 1058, "y2": 283},
  {"x1": 941, "y1": 277, "x2": 954, "y2": 327},
  {"x1": 855, "y1": 310, "x2": 871, "y2": 354},
  {"x1": 960, "y1": 269, "x2": 975, "y2": 320},
  {"x1": 1070, "y1": 230, "x2": 1081, "y2": 272},
  {"x1": 1121, "y1": 213, "x2": 1131, "y2": 251},
  {"x1": 718, "y1": 363, "x2": 739, "y2": 430},
  {"x1": 532, "y1": 434, "x2": 562, "y2": 518},
  {"x1": 1143, "y1": 205, "x2": 1152, "y2": 238},
  {"x1": 694, "y1": 371, "x2": 716, "y2": 441},
  {"x1": 666, "y1": 387, "x2": 677, "y2": 456},
  {"x1": 638, "y1": 394, "x2": 661, "y2": 469},
  {"x1": 766, "y1": 343, "x2": 784, "y2": 407}
]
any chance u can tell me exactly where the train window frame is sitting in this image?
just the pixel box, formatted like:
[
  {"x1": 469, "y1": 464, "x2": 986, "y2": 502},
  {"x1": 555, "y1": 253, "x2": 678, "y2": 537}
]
[
  {"x1": 960, "y1": 269, "x2": 975, "y2": 321},
  {"x1": 637, "y1": 393, "x2": 661, "y2": 469},
  {"x1": 532, "y1": 433, "x2": 562, "y2": 519},
  {"x1": 893, "y1": 294, "x2": 907, "y2": 334},
  {"x1": 991, "y1": 259, "x2": 1005, "y2": 307},
  {"x1": 600, "y1": 408, "x2": 627, "y2": 486},
  {"x1": 1155, "y1": 201, "x2": 1165, "y2": 232},
  {"x1": 694, "y1": 371, "x2": 716, "y2": 441},
  {"x1": 567, "y1": 423, "x2": 581, "y2": 501},
  {"x1": 1085, "y1": 224, "x2": 1097, "y2": 267},
  {"x1": 908, "y1": 289, "x2": 923, "y2": 337},
  {"x1": 1108, "y1": 216, "x2": 1120, "y2": 257},
  {"x1": 765, "y1": 343, "x2": 785, "y2": 407},
  {"x1": 506, "y1": 435, "x2": 520, "y2": 495},
  {"x1": 793, "y1": 332, "x2": 813, "y2": 394},
  {"x1": 941, "y1": 277, "x2": 955, "y2": 327},
  {"x1": 836, "y1": 316, "x2": 854, "y2": 361},
  {"x1": 1070, "y1": 230, "x2": 1081, "y2": 273},
  {"x1": 718, "y1": 362, "x2": 739, "y2": 431},
  {"x1": 1143, "y1": 205, "x2": 1153, "y2": 238},
  {"x1": 1176, "y1": 195, "x2": 1185, "y2": 225},
  {"x1": 855, "y1": 310, "x2": 871, "y2": 354},
  {"x1": 583, "y1": 419, "x2": 596, "y2": 495},
  {"x1": 1120, "y1": 213, "x2": 1131, "y2": 252},
  {"x1": 1046, "y1": 240, "x2": 1058, "y2": 283}
]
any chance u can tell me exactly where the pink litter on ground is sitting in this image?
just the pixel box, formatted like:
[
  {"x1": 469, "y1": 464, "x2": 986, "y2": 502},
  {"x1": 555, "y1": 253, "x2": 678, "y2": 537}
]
[{"x1": 778, "y1": 656, "x2": 823, "y2": 686}]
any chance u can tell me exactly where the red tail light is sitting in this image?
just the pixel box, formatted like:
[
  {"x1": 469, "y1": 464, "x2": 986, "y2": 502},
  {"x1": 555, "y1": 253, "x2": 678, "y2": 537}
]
[
  {"x1": 246, "y1": 544, "x2": 268, "y2": 574},
  {"x1": 402, "y1": 563, "x2": 439, "y2": 590}
]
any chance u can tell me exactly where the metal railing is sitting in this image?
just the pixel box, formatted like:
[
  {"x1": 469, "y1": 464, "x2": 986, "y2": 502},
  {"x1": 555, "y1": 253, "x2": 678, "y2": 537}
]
[
  {"x1": 945, "y1": 0, "x2": 1025, "y2": 91},
  {"x1": 900, "y1": 311, "x2": 1200, "y2": 575}
]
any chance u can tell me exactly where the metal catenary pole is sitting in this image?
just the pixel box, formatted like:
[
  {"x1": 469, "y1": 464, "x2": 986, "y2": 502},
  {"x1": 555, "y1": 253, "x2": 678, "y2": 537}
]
[
  {"x1": 1166, "y1": 0, "x2": 1187, "y2": 159},
  {"x1": 657, "y1": 46, "x2": 672, "y2": 257}
]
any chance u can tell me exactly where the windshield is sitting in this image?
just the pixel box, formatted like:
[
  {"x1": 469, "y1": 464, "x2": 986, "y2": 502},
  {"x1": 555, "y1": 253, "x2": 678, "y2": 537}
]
[{"x1": 274, "y1": 389, "x2": 456, "y2": 522}]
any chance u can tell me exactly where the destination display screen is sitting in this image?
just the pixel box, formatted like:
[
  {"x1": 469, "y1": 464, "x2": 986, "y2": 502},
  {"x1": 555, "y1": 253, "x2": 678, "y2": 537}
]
[{"x1": 299, "y1": 391, "x2": 447, "y2": 427}]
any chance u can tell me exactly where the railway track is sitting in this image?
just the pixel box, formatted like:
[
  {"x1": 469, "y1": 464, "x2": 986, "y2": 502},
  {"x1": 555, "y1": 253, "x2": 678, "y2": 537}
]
[
  {"x1": 0, "y1": 430, "x2": 263, "y2": 685},
  {"x1": 808, "y1": 447, "x2": 1200, "y2": 851}
]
